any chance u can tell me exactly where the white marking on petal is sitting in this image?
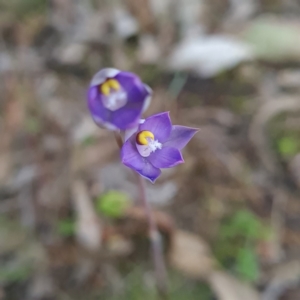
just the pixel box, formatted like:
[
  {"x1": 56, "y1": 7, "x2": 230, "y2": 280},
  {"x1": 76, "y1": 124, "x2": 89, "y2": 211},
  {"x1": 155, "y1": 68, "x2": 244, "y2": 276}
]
[
  {"x1": 92, "y1": 115, "x2": 118, "y2": 130},
  {"x1": 142, "y1": 95, "x2": 152, "y2": 113},
  {"x1": 136, "y1": 144, "x2": 153, "y2": 157},
  {"x1": 102, "y1": 90, "x2": 127, "y2": 111},
  {"x1": 144, "y1": 84, "x2": 152, "y2": 95},
  {"x1": 136, "y1": 138, "x2": 162, "y2": 157},
  {"x1": 149, "y1": 139, "x2": 162, "y2": 152},
  {"x1": 90, "y1": 68, "x2": 120, "y2": 87},
  {"x1": 142, "y1": 84, "x2": 152, "y2": 113},
  {"x1": 103, "y1": 122, "x2": 118, "y2": 130}
]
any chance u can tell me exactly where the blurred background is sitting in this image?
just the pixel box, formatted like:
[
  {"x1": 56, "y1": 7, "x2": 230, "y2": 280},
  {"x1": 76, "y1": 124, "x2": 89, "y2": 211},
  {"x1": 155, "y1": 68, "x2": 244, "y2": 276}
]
[{"x1": 2, "y1": 0, "x2": 300, "y2": 299}]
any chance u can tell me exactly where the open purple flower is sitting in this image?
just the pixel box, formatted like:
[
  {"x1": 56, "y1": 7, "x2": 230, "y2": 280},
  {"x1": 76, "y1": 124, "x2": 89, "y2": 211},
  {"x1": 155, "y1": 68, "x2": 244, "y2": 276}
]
[
  {"x1": 87, "y1": 68, "x2": 151, "y2": 130},
  {"x1": 121, "y1": 112, "x2": 198, "y2": 183}
]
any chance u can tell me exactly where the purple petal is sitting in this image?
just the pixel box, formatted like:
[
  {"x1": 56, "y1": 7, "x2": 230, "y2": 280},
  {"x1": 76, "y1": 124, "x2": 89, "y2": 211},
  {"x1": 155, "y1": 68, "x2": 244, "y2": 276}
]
[
  {"x1": 139, "y1": 112, "x2": 172, "y2": 143},
  {"x1": 115, "y1": 72, "x2": 149, "y2": 100},
  {"x1": 108, "y1": 72, "x2": 151, "y2": 129},
  {"x1": 148, "y1": 147, "x2": 184, "y2": 168},
  {"x1": 115, "y1": 72, "x2": 150, "y2": 104},
  {"x1": 112, "y1": 107, "x2": 141, "y2": 130},
  {"x1": 164, "y1": 125, "x2": 198, "y2": 150},
  {"x1": 124, "y1": 119, "x2": 145, "y2": 141},
  {"x1": 115, "y1": 72, "x2": 151, "y2": 115},
  {"x1": 87, "y1": 87, "x2": 111, "y2": 123},
  {"x1": 97, "y1": 120, "x2": 118, "y2": 130},
  {"x1": 90, "y1": 68, "x2": 120, "y2": 86},
  {"x1": 121, "y1": 136, "x2": 161, "y2": 183}
]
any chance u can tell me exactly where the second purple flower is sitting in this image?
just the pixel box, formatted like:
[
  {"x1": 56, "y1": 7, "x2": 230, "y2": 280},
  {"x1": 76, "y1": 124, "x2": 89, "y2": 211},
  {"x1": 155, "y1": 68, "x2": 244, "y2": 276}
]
[{"x1": 87, "y1": 68, "x2": 152, "y2": 130}]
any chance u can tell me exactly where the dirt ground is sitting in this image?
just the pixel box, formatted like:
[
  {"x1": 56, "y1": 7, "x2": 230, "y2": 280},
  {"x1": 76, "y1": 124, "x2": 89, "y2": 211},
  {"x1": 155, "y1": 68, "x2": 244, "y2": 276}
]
[{"x1": 2, "y1": 0, "x2": 300, "y2": 299}]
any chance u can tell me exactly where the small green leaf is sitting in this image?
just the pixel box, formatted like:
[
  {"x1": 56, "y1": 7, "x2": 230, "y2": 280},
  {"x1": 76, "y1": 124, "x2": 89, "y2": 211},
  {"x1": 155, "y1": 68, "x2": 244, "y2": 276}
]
[
  {"x1": 214, "y1": 209, "x2": 270, "y2": 282},
  {"x1": 0, "y1": 0, "x2": 48, "y2": 18},
  {"x1": 0, "y1": 264, "x2": 32, "y2": 283},
  {"x1": 220, "y1": 210, "x2": 264, "y2": 240},
  {"x1": 81, "y1": 136, "x2": 97, "y2": 147},
  {"x1": 236, "y1": 247, "x2": 259, "y2": 282},
  {"x1": 277, "y1": 136, "x2": 299, "y2": 157},
  {"x1": 231, "y1": 210, "x2": 262, "y2": 239},
  {"x1": 57, "y1": 218, "x2": 75, "y2": 237},
  {"x1": 96, "y1": 190, "x2": 130, "y2": 218},
  {"x1": 25, "y1": 117, "x2": 41, "y2": 134}
]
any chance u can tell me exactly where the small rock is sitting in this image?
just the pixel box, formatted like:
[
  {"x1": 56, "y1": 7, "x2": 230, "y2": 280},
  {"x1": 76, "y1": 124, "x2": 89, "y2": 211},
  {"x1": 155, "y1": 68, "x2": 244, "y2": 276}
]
[
  {"x1": 209, "y1": 271, "x2": 261, "y2": 300},
  {"x1": 138, "y1": 34, "x2": 161, "y2": 64},
  {"x1": 169, "y1": 230, "x2": 214, "y2": 279},
  {"x1": 168, "y1": 35, "x2": 253, "y2": 78},
  {"x1": 241, "y1": 16, "x2": 300, "y2": 62},
  {"x1": 56, "y1": 43, "x2": 88, "y2": 65},
  {"x1": 113, "y1": 6, "x2": 139, "y2": 39}
]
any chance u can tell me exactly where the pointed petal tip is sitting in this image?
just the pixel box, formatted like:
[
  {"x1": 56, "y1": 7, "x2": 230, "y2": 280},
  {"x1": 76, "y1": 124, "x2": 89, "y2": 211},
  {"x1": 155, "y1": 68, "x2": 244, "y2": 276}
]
[
  {"x1": 191, "y1": 127, "x2": 200, "y2": 135},
  {"x1": 150, "y1": 111, "x2": 170, "y2": 118},
  {"x1": 182, "y1": 125, "x2": 200, "y2": 132},
  {"x1": 172, "y1": 155, "x2": 184, "y2": 167},
  {"x1": 144, "y1": 166, "x2": 161, "y2": 182},
  {"x1": 139, "y1": 111, "x2": 172, "y2": 143},
  {"x1": 163, "y1": 125, "x2": 199, "y2": 150},
  {"x1": 133, "y1": 167, "x2": 161, "y2": 183},
  {"x1": 140, "y1": 174, "x2": 157, "y2": 184},
  {"x1": 178, "y1": 158, "x2": 185, "y2": 165}
]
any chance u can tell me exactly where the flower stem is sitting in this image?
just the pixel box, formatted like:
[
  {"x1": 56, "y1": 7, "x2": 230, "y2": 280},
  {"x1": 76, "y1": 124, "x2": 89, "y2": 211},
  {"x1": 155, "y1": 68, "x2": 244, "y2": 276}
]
[
  {"x1": 137, "y1": 174, "x2": 168, "y2": 298},
  {"x1": 113, "y1": 132, "x2": 168, "y2": 297},
  {"x1": 113, "y1": 131, "x2": 123, "y2": 148}
]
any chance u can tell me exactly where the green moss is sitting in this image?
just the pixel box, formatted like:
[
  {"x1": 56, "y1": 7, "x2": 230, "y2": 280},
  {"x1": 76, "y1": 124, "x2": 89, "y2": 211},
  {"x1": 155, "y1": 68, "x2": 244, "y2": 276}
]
[
  {"x1": 0, "y1": 264, "x2": 32, "y2": 284},
  {"x1": 277, "y1": 136, "x2": 299, "y2": 158},
  {"x1": 96, "y1": 190, "x2": 131, "y2": 218},
  {"x1": 25, "y1": 117, "x2": 42, "y2": 135},
  {"x1": 229, "y1": 96, "x2": 249, "y2": 113},
  {"x1": 214, "y1": 209, "x2": 270, "y2": 282},
  {"x1": 98, "y1": 268, "x2": 214, "y2": 300},
  {"x1": 139, "y1": 65, "x2": 162, "y2": 86},
  {"x1": 81, "y1": 136, "x2": 97, "y2": 147},
  {"x1": 0, "y1": 0, "x2": 48, "y2": 19},
  {"x1": 57, "y1": 218, "x2": 76, "y2": 237}
]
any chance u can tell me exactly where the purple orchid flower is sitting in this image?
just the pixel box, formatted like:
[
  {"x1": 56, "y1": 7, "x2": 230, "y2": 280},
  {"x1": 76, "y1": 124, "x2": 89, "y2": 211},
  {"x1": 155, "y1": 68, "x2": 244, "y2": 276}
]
[
  {"x1": 87, "y1": 68, "x2": 152, "y2": 130},
  {"x1": 121, "y1": 112, "x2": 198, "y2": 183}
]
